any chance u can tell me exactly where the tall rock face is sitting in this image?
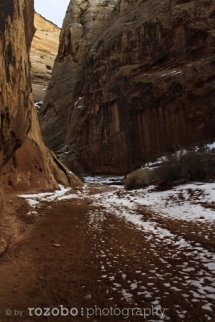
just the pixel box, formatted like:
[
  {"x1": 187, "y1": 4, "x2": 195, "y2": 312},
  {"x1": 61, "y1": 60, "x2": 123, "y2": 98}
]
[
  {"x1": 39, "y1": 0, "x2": 118, "y2": 165},
  {"x1": 0, "y1": 0, "x2": 33, "y2": 168},
  {"x1": 0, "y1": 0, "x2": 81, "y2": 192},
  {"x1": 2, "y1": 106, "x2": 81, "y2": 192},
  {"x1": 31, "y1": 12, "x2": 60, "y2": 103},
  {"x1": 40, "y1": 0, "x2": 215, "y2": 174}
]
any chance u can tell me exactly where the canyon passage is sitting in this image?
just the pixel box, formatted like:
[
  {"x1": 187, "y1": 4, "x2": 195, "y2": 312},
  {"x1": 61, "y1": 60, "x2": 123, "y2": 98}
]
[
  {"x1": 0, "y1": 181, "x2": 215, "y2": 321},
  {"x1": 0, "y1": 0, "x2": 215, "y2": 321}
]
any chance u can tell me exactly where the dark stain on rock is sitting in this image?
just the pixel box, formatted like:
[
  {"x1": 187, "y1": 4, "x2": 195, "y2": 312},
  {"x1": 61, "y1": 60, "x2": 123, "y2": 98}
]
[
  {"x1": 0, "y1": 0, "x2": 14, "y2": 34},
  {"x1": 4, "y1": 42, "x2": 16, "y2": 83},
  {"x1": 23, "y1": 0, "x2": 35, "y2": 48}
]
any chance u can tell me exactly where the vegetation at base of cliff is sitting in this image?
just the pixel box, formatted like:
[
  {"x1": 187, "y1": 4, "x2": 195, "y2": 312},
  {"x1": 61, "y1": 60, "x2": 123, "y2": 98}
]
[
  {"x1": 124, "y1": 168, "x2": 156, "y2": 190},
  {"x1": 124, "y1": 147, "x2": 215, "y2": 190}
]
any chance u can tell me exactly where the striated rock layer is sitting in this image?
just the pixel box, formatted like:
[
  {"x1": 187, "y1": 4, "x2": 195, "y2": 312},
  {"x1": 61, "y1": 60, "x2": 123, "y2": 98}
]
[
  {"x1": 39, "y1": 0, "x2": 118, "y2": 167},
  {"x1": 31, "y1": 12, "x2": 60, "y2": 102},
  {"x1": 0, "y1": 0, "x2": 81, "y2": 193},
  {"x1": 40, "y1": 0, "x2": 215, "y2": 174},
  {"x1": 2, "y1": 106, "x2": 80, "y2": 193},
  {"x1": 0, "y1": 0, "x2": 33, "y2": 168}
]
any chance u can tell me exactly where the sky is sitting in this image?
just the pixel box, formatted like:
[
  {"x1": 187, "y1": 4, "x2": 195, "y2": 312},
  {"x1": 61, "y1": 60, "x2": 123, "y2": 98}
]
[{"x1": 34, "y1": 0, "x2": 70, "y2": 27}]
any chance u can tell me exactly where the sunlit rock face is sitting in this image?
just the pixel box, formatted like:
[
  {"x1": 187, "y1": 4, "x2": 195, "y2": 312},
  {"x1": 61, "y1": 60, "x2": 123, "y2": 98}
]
[
  {"x1": 0, "y1": 0, "x2": 81, "y2": 192},
  {"x1": 31, "y1": 12, "x2": 60, "y2": 103},
  {"x1": 0, "y1": 0, "x2": 34, "y2": 167},
  {"x1": 40, "y1": 0, "x2": 215, "y2": 174}
]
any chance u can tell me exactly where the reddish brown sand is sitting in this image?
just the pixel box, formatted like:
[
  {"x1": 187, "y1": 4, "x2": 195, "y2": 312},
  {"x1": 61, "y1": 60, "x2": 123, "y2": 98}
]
[{"x1": 0, "y1": 184, "x2": 214, "y2": 322}]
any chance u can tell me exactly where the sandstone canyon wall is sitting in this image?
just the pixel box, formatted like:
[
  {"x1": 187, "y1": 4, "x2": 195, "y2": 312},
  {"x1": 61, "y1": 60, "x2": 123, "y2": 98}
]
[
  {"x1": 31, "y1": 12, "x2": 60, "y2": 103},
  {"x1": 0, "y1": 0, "x2": 33, "y2": 168},
  {"x1": 40, "y1": 0, "x2": 215, "y2": 174},
  {"x1": 39, "y1": 0, "x2": 118, "y2": 169},
  {"x1": 0, "y1": 0, "x2": 81, "y2": 193}
]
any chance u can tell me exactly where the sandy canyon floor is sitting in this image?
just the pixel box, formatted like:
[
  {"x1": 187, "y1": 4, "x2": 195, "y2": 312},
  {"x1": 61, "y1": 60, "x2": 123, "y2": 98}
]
[{"x1": 0, "y1": 179, "x2": 215, "y2": 322}]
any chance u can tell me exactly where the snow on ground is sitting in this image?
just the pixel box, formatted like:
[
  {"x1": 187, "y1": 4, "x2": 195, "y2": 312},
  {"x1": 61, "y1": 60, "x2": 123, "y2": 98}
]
[
  {"x1": 89, "y1": 181, "x2": 215, "y2": 261},
  {"x1": 84, "y1": 180, "x2": 215, "y2": 223},
  {"x1": 18, "y1": 138, "x2": 215, "y2": 321},
  {"x1": 84, "y1": 175, "x2": 124, "y2": 185},
  {"x1": 19, "y1": 179, "x2": 215, "y2": 274},
  {"x1": 86, "y1": 181, "x2": 215, "y2": 321},
  {"x1": 207, "y1": 142, "x2": 215, "y2": 150},
  {"x1": 19, "y1": 185, "x2": 71, "y2": 207},
  {"x1": 19, "y1": 177, "x2": 215, "y2": 321},
  {"x1": 19, "y1": 180, "x2": 215, "y2": 223},
  {"x1": 127, "y1": 182, "x2": 215, "y2": 222}
]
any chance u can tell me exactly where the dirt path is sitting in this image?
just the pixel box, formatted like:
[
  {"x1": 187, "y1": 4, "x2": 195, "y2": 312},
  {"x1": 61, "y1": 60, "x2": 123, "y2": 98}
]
[{"x1": 0, "y1": 184, "x2": 214, "y2": 321}]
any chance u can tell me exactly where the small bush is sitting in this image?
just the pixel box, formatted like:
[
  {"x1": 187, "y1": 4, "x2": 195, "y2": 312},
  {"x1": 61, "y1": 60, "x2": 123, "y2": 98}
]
[
  {"x1": 156, "y1": 148, "x2": 215, "y2": 182},
  {"x1": 124, "y1": 168, "x2": 156, "y2": 190},
  {"x1": 124, "y1": 147, "x2": 215, "y2": 190}
]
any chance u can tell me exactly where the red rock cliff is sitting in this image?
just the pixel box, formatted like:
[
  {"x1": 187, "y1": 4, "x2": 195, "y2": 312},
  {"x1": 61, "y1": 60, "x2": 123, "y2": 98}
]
[
  {"x1": 0, "y1": 0, "x2": 33, "y2": 167},
  {"x1": 40, "y1": 0, "x2": 215, "y2": 174},
  {"x1": 31, "y1": 12, "x2": 60, "y2": 102},
  {"x1": 0, "y1": 0, "x2": 81, "y2": 252},
  {"x1": 0, "y1": 0, "x2": 81, "y2": 192}
]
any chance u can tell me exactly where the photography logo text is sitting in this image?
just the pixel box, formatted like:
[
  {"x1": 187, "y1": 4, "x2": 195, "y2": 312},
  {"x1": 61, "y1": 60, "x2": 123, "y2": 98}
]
[{"x1": 26, "y1": 305, "x2": 167, "y2": 319}]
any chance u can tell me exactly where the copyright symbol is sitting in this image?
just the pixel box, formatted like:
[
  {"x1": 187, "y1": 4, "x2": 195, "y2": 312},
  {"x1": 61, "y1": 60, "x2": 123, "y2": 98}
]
[{"x1": 5, "y1": 309, "x2": 12, "y2": 316}]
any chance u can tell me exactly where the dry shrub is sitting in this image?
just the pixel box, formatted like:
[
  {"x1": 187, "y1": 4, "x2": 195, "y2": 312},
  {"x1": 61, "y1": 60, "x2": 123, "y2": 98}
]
[
  {"x1": 124, "y1": 168, "x2": 156, "y2": 190},
  {"x1": 156, "y1": 148, "x2": 215, "y2": 182},
  {"x1": 125, "y1": 147, "x2": 215, "y2": 190}
]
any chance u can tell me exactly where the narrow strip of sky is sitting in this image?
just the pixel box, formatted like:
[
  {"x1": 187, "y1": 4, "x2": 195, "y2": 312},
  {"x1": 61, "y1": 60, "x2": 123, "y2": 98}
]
[{"x1": 34, "y1": 0, "x2": 70, "y2": 27}]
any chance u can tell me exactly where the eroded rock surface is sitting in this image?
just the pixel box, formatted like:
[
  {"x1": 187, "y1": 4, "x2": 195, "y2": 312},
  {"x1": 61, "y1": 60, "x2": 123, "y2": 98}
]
[
  {"x1": 40, "y1": 0, "x2": 215, "y2": 174},
  {"x1": 2, "y1": 106, "x2": 81, "y2": 193},
  {"x1": 0, "y1": 0, "x2": 81, "y2": 193},
  {"x1": 0, "y1": 0, "x2": 33, "y2": 168},
  {"x1": 39, "y1": 0, "x2": 118, "y2": 164},
  {"x1": 31, "y1": 12, "x2": 60, "y2": 103}
]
